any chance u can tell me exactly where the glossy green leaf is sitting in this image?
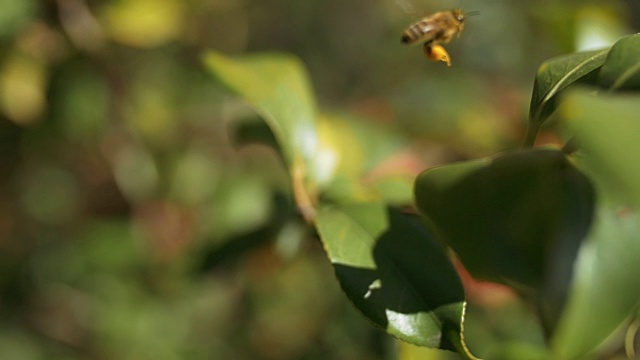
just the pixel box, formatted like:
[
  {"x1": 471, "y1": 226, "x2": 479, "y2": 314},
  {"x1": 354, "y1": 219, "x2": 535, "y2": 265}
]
[
  {"x1": 314, "y1": 203, "x2": 476, "y2": 358},
  {"x1": 529, "y1": 50, "x2": 608, "y2": 126},
  {"x1": 203, "y1": 51, "x2": 318, "y2": 169},
  {"x1": 414, "y1": 150, "x2": 595, "y2": 304},
  {"x1": 561, "y1": 90, "x2": 640, "y2": 207},
  {"x1": 597, "y1": 34, "x2": 640, "y2": 91}
]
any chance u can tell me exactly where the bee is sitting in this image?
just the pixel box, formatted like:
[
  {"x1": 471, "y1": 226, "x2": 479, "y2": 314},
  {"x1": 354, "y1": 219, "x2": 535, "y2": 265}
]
[{"x1": 401, "y1": 9, "x2": 466, "y2": 66}]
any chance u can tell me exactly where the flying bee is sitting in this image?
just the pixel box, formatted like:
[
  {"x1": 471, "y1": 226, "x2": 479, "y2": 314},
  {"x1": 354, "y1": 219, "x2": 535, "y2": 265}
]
[
  {"x1": 401, "y1": 9, "x2": 466, "y2": 46},
  {"x1": 401, "y1": 9, "x2": 466, "y2": 66}
]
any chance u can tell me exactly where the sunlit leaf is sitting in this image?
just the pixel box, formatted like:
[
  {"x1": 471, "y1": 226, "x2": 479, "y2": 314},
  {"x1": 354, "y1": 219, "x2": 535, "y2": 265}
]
[
  {"x1": 319, "y1": 113, "x2": 405, "y2": 176},
  {"x1": 314, "y1": 113, "x2": 413, "y2": 205},
  {"x1": 204, "y1": 51, "x2": 320, "y2": 219},
  {"x1": 396, "y1": 340, "x2": 453, "y2": 360},
  {"x1": 314, "y1": 114, "x2": 364, "y2": 187},
  {"x1": 315, "y1": 203, "x2": 476, "y2": 358},
  {"x1": 203, "y1": 51, "x2": 318, "y2": 168},
  {"x1": 597, "y1": 34, "x2": 640, "y2": 91}
]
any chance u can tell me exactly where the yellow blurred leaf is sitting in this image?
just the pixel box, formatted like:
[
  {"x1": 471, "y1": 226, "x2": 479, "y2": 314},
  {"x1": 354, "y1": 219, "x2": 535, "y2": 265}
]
[
  {"x1": 0, "y1": 51, "x2": 47, "y2": 125},
  {"x1": 100, "y1": 0, "x2": 184, "y2": 48},
  {"x1": 126, "y1": 87, "x2": 179, "y2": 147}
]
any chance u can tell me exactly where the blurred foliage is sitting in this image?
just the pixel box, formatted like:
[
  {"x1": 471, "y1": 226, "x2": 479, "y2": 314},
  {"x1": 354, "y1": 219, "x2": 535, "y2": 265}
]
[{"x1": 0, "y1": 0, "x2": 638, "y2": 359}]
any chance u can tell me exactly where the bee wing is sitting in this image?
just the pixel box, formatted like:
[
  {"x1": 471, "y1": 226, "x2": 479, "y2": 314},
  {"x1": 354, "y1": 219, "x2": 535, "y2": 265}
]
[
  {"x1": 418, "y1": 22, "x2": 435, "y2": 34},
  {"x1": 419, "y1": 15, "x2": 454, "y2": 43},
  {"x1": 394, "y1": 0, "x2": 416, "y2": 14}
]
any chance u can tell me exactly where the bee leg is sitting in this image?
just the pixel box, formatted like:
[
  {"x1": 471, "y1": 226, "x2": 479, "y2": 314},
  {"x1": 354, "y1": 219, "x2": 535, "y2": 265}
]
[
  {"x1": 456, "y1": 23, "x2": 465, "y2": 38},
  {"x1": 423, "y1": 43, "x2": 451, "y2": 66}
]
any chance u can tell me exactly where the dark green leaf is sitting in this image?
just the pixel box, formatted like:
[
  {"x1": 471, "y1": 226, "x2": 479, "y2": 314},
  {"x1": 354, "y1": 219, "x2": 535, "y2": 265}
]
[
  {"x1": 597, "y1": 34, "x2": 640, "y2": 91},
  {"x1": 231, "y1": 117, "x2": 280, "y2": 151},
  {"x1": 529, "y1": 50, "x2": 608, "y2": 126},
  {"x1": 315, "y1": 203, "x2": 476, "y2": 358},
  {"x1": 414, "y1": 149, "x2": 595, "y2": 300}
]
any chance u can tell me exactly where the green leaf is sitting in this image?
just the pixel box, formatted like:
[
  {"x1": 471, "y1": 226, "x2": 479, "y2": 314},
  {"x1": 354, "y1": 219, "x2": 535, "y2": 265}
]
[
  {"x1": 414, "y1": 150, "x2": 595, "y2": 310},
  {"x1": 560, "y1": 90, "x2": 640, "y2": 207},
  {"x1": 597, "y1": 34, "x2": 640, "y2": 91},
  {"x1": 203, "y1": 51, "x2": 318, "y2": 169},
  {"x1": 314, "y1": 203, "x2": 476, "y2": 358},
  {"x1": 312, "y1": 113, "x2": 413, "y2": 204},
  {"x1": 230, "y1": 118, "x2": 280, "y2": 151},
  {"x1": 371, "y1": 175, "x2": 415, "y2": 205},
  {"x1": 529, "y1": 50, "x2": 608, "y2": 126},
  {"x1": 550, "y1": 205, "x2": 640, "y2": 359},
  {"x1": 203, "y1": 51, "x2": 324, "y2": 221},
  {"x1": 552, "y1": 90, "x2": 640, "y2": 358}
]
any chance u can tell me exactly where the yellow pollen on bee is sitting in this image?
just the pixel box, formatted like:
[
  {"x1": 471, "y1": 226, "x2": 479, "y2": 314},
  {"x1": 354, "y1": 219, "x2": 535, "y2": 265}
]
[{"x1": 423, "y1": 44, "x2": 452, "y2": 66}]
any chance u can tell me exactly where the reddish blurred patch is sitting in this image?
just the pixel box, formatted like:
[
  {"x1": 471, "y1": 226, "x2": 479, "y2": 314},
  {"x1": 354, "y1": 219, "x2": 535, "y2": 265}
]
[
  {"x1": 134, "y1": 201, "x2": 196, "y2": 262},
  {"x1": 452, "y1": 255, "x2": 517, "y2": 308},
  {"x1": 363, "y1": 150, "x2": 426, "y2": 184}
]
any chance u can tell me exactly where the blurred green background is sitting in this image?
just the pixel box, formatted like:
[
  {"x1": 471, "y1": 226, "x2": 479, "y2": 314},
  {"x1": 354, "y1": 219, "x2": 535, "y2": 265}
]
[{"x1": 0, "y1": 0, "x2": 637, "y2": 359}]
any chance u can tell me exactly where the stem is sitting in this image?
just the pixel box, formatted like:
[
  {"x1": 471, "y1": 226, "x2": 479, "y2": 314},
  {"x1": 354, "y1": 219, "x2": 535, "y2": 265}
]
[
  {"x1": 522, "y1": 122, "x2": 541, "y2": 148},
  {"x1": 626, "y1": 317, "x2": 639, "y2": 359}
]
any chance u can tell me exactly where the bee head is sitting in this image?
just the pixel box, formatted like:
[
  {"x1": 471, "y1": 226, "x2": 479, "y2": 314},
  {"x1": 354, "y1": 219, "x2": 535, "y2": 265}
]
[{"x1": 453, "y1": 9, "x2": 465, "y2": 22}]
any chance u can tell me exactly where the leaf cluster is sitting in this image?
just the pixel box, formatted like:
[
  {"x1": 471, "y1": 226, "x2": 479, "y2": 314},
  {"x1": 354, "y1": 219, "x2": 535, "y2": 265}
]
[{"x1": 205, "y1": 33, "x2": 640, "y2": 359}]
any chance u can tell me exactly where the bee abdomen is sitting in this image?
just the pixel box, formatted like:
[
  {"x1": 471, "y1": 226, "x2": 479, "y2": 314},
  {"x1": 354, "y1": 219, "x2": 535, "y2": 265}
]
[
  {"x1": 401, "y1": 33, "x2": 414, "y2": 44},
  {"x1": 401, "y1": 22, "x2": 429, "y2": 44}
]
